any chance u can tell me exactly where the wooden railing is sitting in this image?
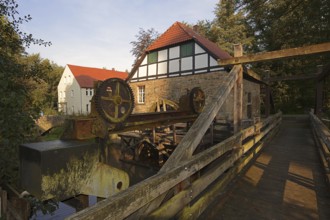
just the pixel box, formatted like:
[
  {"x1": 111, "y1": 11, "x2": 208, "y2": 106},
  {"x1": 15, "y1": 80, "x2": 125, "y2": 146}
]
[
  {"x1": 0, "y1": 187, "x2": 29, "y2": 220},
  {"x1": 310, "y1": 113, "x2": 330, "y2": 183},
  {"x1": 67, "y1": 112, "x2": 281, "y2": 220}
]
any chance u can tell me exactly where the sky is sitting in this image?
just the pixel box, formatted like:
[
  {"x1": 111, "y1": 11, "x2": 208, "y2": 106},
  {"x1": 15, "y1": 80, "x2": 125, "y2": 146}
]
[{"x1": 17, "y1": 0, "x2": 219, "y2": 72}]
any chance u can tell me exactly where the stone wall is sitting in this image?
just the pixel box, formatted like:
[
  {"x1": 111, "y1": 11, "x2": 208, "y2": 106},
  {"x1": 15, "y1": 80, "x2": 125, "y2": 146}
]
[
  {"x1": 129, "y1": 71, "x2": 260, "y2": 122},
  {"x1": 36, "y1": 115, "x2": 66, "y2": 132}
]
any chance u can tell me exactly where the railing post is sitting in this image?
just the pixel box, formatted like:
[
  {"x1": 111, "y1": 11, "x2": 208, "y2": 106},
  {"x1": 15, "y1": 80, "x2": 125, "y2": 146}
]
[
  {"x1": 315, "y1": 65, "x2": 324, "y2": 116},
  {"x1": 233, "y1": 44, "x2": 243, "y2": 133},
  {"x1": 264, "y1": 70, "x2": 271, "y2": 117}
]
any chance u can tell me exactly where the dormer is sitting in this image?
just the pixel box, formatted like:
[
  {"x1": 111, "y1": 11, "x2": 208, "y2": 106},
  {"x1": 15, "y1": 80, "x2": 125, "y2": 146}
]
[{"x1": 130, "y1": 22, "x2": 232, "y2": 82}]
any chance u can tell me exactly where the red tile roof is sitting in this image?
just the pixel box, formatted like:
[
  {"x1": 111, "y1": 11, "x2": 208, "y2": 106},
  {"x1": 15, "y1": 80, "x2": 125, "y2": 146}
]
[
  {"x1": 67, "y1": 64, "x2": 128, "y2": 88},
  {"x1": 147, "y1": 22, "x2": 232, "y2": 60}
]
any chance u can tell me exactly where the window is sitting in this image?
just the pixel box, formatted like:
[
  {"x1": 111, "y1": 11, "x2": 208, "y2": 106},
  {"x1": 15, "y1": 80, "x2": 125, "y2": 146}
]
[
  {"x1": 247, "y1": 92, "x2": 252, "y2": 103},
  {"x1": 86, "y1": 104, "x2": 89, "y2": 113},
  {"x1": 148, "y1": 51, "x2": 158, "y2": 64},
  {"x1": 247, "y1": 92, "x2": 252, "y2": 119},
  {"x1": 90, "y1": 89, "x2": 93, "y2": 96},
  {"x1": 180, "y1": 42, "x2": 193, "y2": 57},
  {"x1": 86, "y1": 89, "x2": 88, "y2": 96},
  {"x1": 137, "y1": 86, "x2": 145, "y2": 104}
]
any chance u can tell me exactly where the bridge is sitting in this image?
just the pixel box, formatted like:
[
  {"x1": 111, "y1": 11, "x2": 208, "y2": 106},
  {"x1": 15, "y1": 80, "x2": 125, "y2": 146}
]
[{"x1": 66, "y1": 43, "x2": 330, "y2": 219}]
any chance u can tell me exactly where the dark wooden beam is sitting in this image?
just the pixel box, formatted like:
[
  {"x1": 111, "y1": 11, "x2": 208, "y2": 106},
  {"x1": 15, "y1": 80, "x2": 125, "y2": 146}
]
[
  {"x1": 266, "y1": 73, "x2": 318, "y2": 82},
  {"x1": 218, "y1": 42, "x2": 330, "y2": 66},
  {"x1": 317, "y1": 63, "x2": 330, "y2": 81}
]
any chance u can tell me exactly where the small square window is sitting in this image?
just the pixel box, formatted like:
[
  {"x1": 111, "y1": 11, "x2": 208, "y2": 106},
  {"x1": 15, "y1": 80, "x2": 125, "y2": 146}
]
[
  {"x1": 148, "y1": 51, "x2": 158, "y2": 64},
  {"x1": 180, "y1": 42, "x2": 193, "y2": 57}
]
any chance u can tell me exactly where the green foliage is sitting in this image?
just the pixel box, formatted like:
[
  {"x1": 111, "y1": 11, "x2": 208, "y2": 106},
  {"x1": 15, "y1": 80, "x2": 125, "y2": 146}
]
[
  {"x1": 212, "y1": 0, "x2": 254, "y2": 54},
  {"x1": 240, "y1": 0, "x2": 330, "y2": 113},
  {"x1": 193, "y1": 0, "x2": 254, "y2": 55},
  {"x1": 25, "y1": 195, "x2": 59, "y2": 217},
  {"x1": 0, "y1": 0, "x2": 59, "y2": 186},
  {"x1": 130, "y1": 28, "x2": 159, "y2": 64}
]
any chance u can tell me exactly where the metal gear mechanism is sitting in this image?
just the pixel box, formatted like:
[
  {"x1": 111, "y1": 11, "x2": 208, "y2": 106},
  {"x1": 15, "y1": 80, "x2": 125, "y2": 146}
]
[{"x1": 95, "y1": 78, "x2": 134, "y2": 123}]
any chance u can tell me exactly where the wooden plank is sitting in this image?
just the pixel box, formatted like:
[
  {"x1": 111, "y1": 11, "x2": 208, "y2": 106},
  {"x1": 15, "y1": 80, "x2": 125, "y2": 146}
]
[
  {"x1": 218, "y1": 42, "x2": 330, "y2": 66},
  {"x1": 246, "y1": 69, "x2": 261, "y2": 81},
  {"x1": 7, "y1": 202, "x2": 24, "y2": 220},
  {"x1": 241, "y1": 113, "x2": 281, "y2": 140},
  {"x1": 178, "y1": 142, "x2": 263, "y2": 219},
  {"x1": 177, "y1": 119, "x2": 281, "y2": 220},
  {"x1": 148, "y1": 143, "x2": 239, "y2": 219},
  {"x1": 233, "y1": 44, "x2": 243, "y2": 133},
  {"x1": 67, "y1": 133, "x2": 241, "y2": 220},
  {"x1": 1, "y1": 189, "x2": 6, "y2": 216},
  {"x1": 243, "y1": 118, "x2": 281, "y2": 153},
  {"x1": 317, "y1": 63, "x2": 330, "y2": 81},
  {"x1": 0, "y1": 187, "x2": 2, "y2": 217},
  {"x1": 136, "y1": 65, "x2": 241, "y2": 217},
  {"x1": 161, "y1": 65, "x2": 241, "y2": 170},
  {"x1": 267, "y1": 73, "x2": 318, "y2": 82},
  {"x1": 316, "y1": 80, "x2": 324, "y2": 116},
  {"x1": 126, "y1": 53, "x2": 147, "y2": 82}
]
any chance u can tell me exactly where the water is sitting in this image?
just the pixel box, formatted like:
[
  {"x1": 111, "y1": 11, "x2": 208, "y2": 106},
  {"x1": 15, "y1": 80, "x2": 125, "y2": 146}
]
[{"x1": 29, "y1": 142, "x2": 157, "y2": 219}]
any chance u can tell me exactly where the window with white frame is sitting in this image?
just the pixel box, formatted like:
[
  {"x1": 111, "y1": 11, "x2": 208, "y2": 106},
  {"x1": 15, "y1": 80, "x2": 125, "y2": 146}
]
[{"x1": 137, "y1": 85, "x2": 145, "y2": 104}]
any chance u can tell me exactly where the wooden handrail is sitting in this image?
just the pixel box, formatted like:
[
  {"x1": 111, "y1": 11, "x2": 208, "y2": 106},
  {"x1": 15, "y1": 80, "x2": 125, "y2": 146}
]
[{"x1": 67, "y1": 113, "x2": 281, "y2": 220}]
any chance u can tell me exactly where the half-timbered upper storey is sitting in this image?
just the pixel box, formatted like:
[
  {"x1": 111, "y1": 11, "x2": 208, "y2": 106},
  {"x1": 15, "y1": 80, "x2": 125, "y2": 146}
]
[{"x1": 130, "y1": 22, "x2": 232, "y2": 82}]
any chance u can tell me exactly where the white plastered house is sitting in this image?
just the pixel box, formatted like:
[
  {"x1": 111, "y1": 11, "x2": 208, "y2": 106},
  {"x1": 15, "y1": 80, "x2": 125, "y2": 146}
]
[{"x1": 57, "y1": 64, "x2": 128, "y2": 115}]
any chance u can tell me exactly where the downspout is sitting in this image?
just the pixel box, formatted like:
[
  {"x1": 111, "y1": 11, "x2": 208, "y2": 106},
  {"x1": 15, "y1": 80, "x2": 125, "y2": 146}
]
[{"x1": 80, "y1": 87, "x2": 83, "y2": 114}]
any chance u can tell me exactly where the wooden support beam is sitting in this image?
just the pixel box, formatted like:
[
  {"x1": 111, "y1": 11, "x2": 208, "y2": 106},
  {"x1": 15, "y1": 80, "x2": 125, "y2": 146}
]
[
  {"x1": 315, "y1": 66, "x2": 325, "y2": 116},
  {"x1": 67, "y1": 133, "x2": 242, "y2": 220},
  {"x1": 267, "y1": 73, "x2": 318, "y2": 82},
  {"x1": 218, "y1": 42, "x2": 330, "y2": 66},
  {"x1": 68, "y1": 113, "x2": 281, "y2": 219},
  {"x1": 148, "y1": 149, "x2": 239, "y2": 219},
  {"x1": 177, "y1": 117, "x2": 281, "y2": 219},
  {"x1": 136, "y1": 66, "x2": 241, "y2": 217},
  {"x1": 233, "y1": 44, "x2": 243, "y2": 133},
  {"x1": 126, "y1": 53, "x2": 147, "y2": 82}
]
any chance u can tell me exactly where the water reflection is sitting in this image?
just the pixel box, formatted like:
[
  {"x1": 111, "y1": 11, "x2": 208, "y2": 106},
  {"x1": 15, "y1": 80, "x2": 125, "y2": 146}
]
[{"x1": 30, "y1": 142, "x2": 157, "y2": 219}]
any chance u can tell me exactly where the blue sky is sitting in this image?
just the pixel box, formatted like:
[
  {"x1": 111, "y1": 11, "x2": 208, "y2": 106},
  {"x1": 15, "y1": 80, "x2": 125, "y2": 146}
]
[{"x1": 17, "y1": 0, "x2": 218, "y2": 72}]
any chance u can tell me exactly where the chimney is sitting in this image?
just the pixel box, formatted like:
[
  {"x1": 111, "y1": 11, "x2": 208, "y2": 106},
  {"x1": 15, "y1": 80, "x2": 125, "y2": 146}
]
[{"x1": 193, "y1": 25, "x2": 199, "y2": 32}]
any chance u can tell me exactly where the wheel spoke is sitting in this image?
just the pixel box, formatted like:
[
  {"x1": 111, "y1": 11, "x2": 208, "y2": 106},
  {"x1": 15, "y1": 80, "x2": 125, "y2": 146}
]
[
  {"x1": 114, "y1": 105, "x2": 119, "y2": 118},
  {"x1": 116, "y1": 82, "x2": 120, "y2": 95},
  {"x1": 122, "y1": 99, "x2": 131, "y2": 103},
  {"x1": 101, "y1": 96, "x2": 114, "y2": 101}
]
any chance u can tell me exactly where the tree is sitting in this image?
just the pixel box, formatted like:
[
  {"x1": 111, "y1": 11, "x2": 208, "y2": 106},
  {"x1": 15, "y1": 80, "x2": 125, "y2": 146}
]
[
  {"x1": 130, "y1": 28, "x2": 159, "y2": 64},
  {"x1": 0, "y1": 0, "x2": 51, "y2": 185},
  {"x1": 212, "y1": 0, "x2": 254, "y2": 55},
  {"x1": 241, "y1": 0, "x2": 330, "y2": 113},
  {"x1": 21, "y1": 54, "x2": 63, "y2": 114}
]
